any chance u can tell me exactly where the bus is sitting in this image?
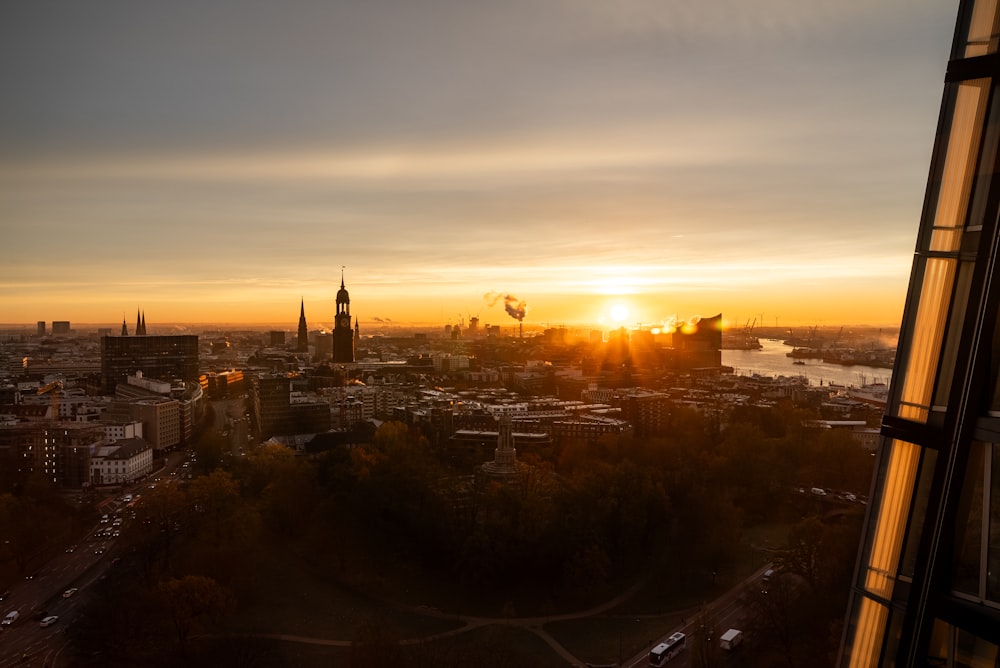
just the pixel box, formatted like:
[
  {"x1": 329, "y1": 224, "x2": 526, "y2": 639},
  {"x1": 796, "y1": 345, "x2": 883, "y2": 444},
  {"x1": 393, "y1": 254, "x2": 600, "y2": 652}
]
[{"x1": 649, "y1": 632, "x2": 687, "y2": 665}]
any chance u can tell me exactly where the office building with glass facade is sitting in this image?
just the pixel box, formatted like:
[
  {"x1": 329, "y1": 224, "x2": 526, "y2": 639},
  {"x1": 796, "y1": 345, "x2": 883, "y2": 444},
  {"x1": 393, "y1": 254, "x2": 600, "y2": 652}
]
[{"x1": 840, "y1": 1, "x2": 1000, "y2": 665}]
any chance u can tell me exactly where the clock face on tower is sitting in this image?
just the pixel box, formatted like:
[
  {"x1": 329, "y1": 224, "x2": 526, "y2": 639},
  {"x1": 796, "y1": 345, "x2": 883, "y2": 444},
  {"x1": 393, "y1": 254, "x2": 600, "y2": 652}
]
[{"x1": 338, "y1": 315, "x2": 350, "y2": 329}]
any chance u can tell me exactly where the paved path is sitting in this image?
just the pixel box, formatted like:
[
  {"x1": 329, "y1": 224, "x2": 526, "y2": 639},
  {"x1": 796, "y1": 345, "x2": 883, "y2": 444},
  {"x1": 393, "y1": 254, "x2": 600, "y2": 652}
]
[{"x1": 197, "y1": 576, "x2": 652, "y2": 666}]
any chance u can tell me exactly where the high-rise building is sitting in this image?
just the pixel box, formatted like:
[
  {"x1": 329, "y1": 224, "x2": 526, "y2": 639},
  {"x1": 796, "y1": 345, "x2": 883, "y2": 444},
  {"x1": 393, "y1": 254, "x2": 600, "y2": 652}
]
[
  {"x1": 100, "y1": 335, "x2": 199, "y2": 393},
  {"x1": 333, "y1": 271, "x2": 355, "y2": 363},
  {"x1": 839, "y1": 2, "x2": 1000, "y2": 665},
  {"x1": 36, "y1": 321, "x2": 45, "y2": 337}
]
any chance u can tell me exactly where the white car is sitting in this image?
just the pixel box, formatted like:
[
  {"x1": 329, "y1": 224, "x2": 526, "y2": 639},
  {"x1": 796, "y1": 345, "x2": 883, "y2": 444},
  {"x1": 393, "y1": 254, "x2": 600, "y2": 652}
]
[{"x1": 39, "y1": 615, "x2": 58, "y2": 628}]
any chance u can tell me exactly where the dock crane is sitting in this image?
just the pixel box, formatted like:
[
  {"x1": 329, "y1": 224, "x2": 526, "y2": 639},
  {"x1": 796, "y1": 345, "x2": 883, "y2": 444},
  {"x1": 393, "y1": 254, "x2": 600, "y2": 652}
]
[{"x1": 37, "y1": 380, "x2": 63, "y2": 421}]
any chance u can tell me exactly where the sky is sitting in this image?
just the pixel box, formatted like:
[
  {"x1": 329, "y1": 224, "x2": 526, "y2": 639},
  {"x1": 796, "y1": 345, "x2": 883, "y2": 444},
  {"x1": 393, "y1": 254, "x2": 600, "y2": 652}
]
[{"x1": 0, "y1": 1, "x2": 958, "y2": 332}]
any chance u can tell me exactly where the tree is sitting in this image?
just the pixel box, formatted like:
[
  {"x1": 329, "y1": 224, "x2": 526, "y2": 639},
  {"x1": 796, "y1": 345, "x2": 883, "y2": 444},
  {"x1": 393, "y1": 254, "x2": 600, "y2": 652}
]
[
  {"x1": 193, "y1": 427, "x2": 227, "y2": 473},
  {"x1": 128, "y1": 483, "x2": 189, "y2": 583},
  {"x1": 157, "y1": 575, "x2": 233, "y2": 652},
  {"x1": 188, "y1": 470, "x2": 243, "y2": 549},
  {"x1": 0, "y1": 494, "x2": 47, "y2": 573}
]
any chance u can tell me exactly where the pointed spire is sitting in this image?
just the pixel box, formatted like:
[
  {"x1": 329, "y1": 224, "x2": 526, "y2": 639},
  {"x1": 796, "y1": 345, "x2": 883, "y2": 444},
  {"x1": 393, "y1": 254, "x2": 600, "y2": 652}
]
[
  {"x1": 297, "y1": 297, "x2": 309, "y2": 353},
  {"x1": 136, "y1": 307, "x2": 141, "y2": 335},
  {"x1": 341, "y1": 266, "x2": 345, "y2": 290},
  {"x1": 121, "y1": 313, "x2": 128, "y2": 336},
  {"x1": 140, "y1": 311, "x2": 146, "y2": 335}
]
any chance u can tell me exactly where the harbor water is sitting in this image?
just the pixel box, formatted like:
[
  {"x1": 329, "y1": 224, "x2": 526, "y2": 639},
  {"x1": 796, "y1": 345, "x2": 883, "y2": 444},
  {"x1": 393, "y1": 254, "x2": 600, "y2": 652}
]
[{"x1": 722, "y1": 339, "x2": 893, "y2": 388}]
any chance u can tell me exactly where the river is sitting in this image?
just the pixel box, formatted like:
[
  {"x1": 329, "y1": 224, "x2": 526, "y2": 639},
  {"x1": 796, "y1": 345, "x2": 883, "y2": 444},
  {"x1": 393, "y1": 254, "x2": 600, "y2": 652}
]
[{"x1": 722, "y1": 338, "x2": 893, "y2": 388}]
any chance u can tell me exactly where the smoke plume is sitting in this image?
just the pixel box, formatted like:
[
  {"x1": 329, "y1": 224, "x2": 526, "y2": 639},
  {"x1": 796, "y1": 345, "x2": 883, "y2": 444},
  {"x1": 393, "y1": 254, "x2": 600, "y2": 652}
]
[{"x1": 484, "y1": 291, "x2": 528, "y2": 321}]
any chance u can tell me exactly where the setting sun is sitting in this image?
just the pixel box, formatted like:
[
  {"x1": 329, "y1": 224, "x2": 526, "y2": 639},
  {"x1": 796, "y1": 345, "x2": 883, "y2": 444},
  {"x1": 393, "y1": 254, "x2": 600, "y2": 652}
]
[{"x1": 610, "y1": 303, "x2": 629, "y2": 324}]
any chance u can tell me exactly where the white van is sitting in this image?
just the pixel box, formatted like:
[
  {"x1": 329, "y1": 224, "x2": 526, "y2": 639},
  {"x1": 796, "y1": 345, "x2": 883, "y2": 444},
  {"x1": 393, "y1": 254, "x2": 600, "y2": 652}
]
[
  {"x1": 720, "y1": 628, "x2": 743, "y2": 650},
  {"x1": 2, "y1": 610, "x2": 19, "y2": 626}
]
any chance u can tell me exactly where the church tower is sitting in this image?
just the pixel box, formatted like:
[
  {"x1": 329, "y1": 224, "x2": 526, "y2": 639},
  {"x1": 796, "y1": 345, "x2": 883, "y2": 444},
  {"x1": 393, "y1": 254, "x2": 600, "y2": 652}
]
[
  {"x1": 297, "y1": 298, "x2": 309, "y2": 353},
  {"x1": 333, "y1": 271, "x2": 355, "y2": 363}
]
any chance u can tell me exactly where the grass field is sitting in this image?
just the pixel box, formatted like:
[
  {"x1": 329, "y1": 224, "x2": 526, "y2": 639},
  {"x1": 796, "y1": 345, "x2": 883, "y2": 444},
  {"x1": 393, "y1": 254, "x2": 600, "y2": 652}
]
[{"x1": 188, "y1": 521, "x2": 793, "y2": 666}]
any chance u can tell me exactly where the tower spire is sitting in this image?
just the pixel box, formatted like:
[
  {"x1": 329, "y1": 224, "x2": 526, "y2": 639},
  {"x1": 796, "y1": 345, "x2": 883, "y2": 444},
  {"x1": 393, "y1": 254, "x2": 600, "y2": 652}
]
[{"x1": 297, "y1": 297, "x2": 309, "y2": 353}]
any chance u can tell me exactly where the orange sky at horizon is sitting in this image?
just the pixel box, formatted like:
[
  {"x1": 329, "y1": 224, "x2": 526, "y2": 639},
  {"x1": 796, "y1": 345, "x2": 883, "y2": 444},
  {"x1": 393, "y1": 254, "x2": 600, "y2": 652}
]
[{"x1": 1, "y1": 1, "x2": 951, "y2": 334}]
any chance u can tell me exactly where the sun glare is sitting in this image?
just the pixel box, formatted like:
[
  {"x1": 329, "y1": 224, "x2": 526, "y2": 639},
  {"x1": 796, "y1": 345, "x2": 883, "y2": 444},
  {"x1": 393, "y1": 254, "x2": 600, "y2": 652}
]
[{"x1": 610, "y1": 303, "x2": 629, "y2": 324}]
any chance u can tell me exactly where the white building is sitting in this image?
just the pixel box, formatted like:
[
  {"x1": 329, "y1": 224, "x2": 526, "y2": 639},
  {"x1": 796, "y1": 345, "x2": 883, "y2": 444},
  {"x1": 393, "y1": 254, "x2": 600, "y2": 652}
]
[
  {"x1": 90, "y1": 437, "x2": 153, "y2": 486},
  {"x1": 104, "y1": 421, "x2": 143, "y2": 443}
]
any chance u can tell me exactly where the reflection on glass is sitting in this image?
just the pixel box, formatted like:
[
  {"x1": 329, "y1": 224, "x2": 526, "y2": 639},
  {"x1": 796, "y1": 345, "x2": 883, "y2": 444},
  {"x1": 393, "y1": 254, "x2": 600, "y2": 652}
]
[
  {"x1": 989, "y1": 443, "x2": 1000, "y2": 601},
  {"x1": 896, "y1": 259, "x2": 957, "y2": 422},
  {"x1": 953, "y1": 442, "x2": 985, "y2": 597},
  {"x1": 956, "y1": 625, "x2": 1000, "y2": 665},
  {"x1": 929, "y1": 80, "x2": 989, "y2": 252},
  {"x1": 900, "y1": 449, "x2": 938, "y2": 580},
  {"x1": 935, "y1": 262, "x2": 974, "y2": 409},
  {"x1": 848, "y1": 597, "x2": 889, "y2": 668},
  {"x1": 961, "y1": 0, "x2": 1000, "y2": 57}
]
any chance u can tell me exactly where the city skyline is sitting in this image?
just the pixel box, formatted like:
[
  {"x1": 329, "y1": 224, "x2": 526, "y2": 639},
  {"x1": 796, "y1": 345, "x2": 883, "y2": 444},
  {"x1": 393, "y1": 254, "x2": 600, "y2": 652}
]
[{"x1": 2, "y1": 1, "x2": 956, "y2": 329}]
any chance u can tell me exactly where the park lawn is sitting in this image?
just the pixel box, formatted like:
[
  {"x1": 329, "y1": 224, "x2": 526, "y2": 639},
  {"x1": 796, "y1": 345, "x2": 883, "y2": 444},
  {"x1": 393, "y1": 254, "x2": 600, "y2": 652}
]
[{"x1": 221, "y1": 541, "x2": 463, "y2": 642}]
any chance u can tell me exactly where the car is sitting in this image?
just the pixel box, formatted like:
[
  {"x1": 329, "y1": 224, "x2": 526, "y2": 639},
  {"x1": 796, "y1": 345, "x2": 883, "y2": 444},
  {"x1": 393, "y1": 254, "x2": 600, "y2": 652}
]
[
  {"x1": 0, "y1": 591, "x2": 9, "y2": 601},
  {"x1": 94, "y1": 548, "x2": 104, "y2": 555},
  {"x1": 62, "y1": 588, "x2": 78, "y2": 598},
  {"x1": 2, "y1": 611, "x2": 19, "y2": 626},
  {"x1": 39, "y1": 615, "x2": 58, "y2": 628},
  {"x1": 65, "y1": 545, "x2": 76, "y2": 553}
]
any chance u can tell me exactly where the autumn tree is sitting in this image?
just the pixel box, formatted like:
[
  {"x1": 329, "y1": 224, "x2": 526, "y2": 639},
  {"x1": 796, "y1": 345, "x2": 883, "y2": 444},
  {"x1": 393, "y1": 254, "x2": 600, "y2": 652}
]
[
  {"x1": 157, "y1": 575, "x2": 233, "y2": 653},
  {"x1": 128, "y1": 482, "x2": 189, "y2": 583},
  {"x1": 188, "y1": 469, "x2": 244, "y2": 549}
]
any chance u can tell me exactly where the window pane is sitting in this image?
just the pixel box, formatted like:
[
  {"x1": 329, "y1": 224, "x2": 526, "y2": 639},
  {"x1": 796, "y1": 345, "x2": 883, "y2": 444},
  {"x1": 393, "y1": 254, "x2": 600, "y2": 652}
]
[
  {"x1": 990, "y1": 308, "x2": 1000, "y2": 414},
  {"x1": 895, "y1": 259, "x2": 957, "y2": 422},
  {"x1": 988, "y1": 443, "x2": 1000, "y2": 601},
  {"x1": 862, "y1": 440, "x2": 923, "y2": 600},
  {"x1": 956, "y1": 626, "x2": 1000, "y2": 667},
  {"x1": 927, "y1": 619, "x2": 951, "y2": 666},
  {"x1": 846, "y1": 597, "x2": 889, "y2": 668},
  {"x1": 953, "y1": 441, "x2": 986, "y2": 597},
  {"x1": 935, "y1": 262, "x2": 975, "y2": 408},
  {"x1": 960, "y1": 0, "x2": 1000, "y2": 57},
  {"x1": 928, "y1": 80, "x2": 990, "y2": 252},
  {"x1": 901, "y1": 449, "x2": 938, "y2": 580}
]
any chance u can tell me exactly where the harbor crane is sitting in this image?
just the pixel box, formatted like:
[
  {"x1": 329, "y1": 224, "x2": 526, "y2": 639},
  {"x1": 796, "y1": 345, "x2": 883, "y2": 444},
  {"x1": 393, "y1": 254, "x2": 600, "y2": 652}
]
[{"x1": 37, "y1": 379, "x2": 64, "y2": 421}]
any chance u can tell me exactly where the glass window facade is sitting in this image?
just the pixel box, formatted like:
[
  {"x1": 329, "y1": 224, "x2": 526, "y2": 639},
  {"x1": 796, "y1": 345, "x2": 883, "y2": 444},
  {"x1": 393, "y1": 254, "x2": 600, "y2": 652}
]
[{"x1": 840, "y1": 0, "x2": 1000, "y2": 665}]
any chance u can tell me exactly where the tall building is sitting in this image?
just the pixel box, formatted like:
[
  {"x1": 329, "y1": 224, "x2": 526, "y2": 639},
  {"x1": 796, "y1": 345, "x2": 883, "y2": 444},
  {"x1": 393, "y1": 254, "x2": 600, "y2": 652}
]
[
  {"x1": 100, "y1": 335, "x2": 199, "y2": 393},
  {"x1": 840, "y1": 2, "x2": 1000, "y2": 665},
  {"x1": 333, "y1": 271, "x2": 355, "y2": 363},
  {"x1": 297, "y1": 298, "x2": 309, "y2": 352}
]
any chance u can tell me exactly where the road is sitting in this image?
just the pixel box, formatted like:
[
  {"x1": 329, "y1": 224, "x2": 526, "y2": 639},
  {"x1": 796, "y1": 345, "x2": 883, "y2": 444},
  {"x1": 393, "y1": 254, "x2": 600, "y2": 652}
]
[
  {"x1": 620, "y1": 562, "x2": 772, "y2": 668},
  {"x1": 0, "y1": 450, "x2": 189, "y2": 667},
  {"x1": 0, "y1": 523, "x2": 117, "y2": 667}
]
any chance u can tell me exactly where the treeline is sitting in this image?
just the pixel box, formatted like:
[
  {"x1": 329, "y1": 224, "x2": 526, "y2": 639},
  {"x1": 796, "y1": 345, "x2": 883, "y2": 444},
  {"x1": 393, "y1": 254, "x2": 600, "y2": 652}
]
[{"x1": 59, "y1": 399, "x2": 873, "y2": 665}]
